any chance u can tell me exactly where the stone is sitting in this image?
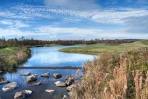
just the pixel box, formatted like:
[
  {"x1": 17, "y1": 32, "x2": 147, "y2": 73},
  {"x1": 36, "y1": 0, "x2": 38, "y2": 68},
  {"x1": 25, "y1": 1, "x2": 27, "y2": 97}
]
[
  {"x1": 0, "y1": 77, "x2": 9, "y2": 85},
  {"x1": 2, "y1": 82, "x2": 17, "y2": 92},
  {"x1": 23, "y1": 90, "x2": 32, "y2": 96},
  {"x1": 54, "y1": 81, "x2": 66, "y2": 87},
  {"x1": 63, "y1": 95, "x2": 69, "y2": 99},
  {"x1": 65, "y1": 76, "x2": 75, "y2": 86},
  {"x1": 31, "y1": 81, "x2": 41, "y2": 86},
  {"x1": 14, "y1": 90, "x2": 32, "y2": 99},
  {"x1": 0, "y1": 80, "x2": 9, "y2": 85},
  {"x1": 53, "y1": 73, "x2": 62, "y2": 79},
  {"x1": 41, "y1": 72, "x2": 50, "y2": 78},
  {"x1": 0, "y1": 71, "x2": 3, "y2": 74},
  {"x1": 20, "y1": 72, "x2": 31, "y2": 76},
  {"x1": 26, "y1": 74, "x2": 37, "y2": 83},
  {"x1": 14, "y1": 91, "x2": 25, "y2": 99},
  {"x1": 45, "y1": 89, "x2": 55, "y2": 94}
]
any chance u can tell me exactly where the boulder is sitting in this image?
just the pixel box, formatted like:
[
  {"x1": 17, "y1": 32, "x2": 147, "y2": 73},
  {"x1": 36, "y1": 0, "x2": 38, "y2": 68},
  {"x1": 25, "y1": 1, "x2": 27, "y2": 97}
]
[
  {"x1": 0, "y1": 77, "x2": 9, "y2": 85},
  {"x1": 0, "y1": 76, "x2": 4, "y2": 82},
  {"x1": 14, "y1": 91, "x2": 25, "y2": 99},
  {"x1": 54, "y1": 81, "x2": 66, "y2": 87},
  {"x1": 31, "y1": 81, "x2": 41, "y2": 86},
  {"x1": 20, "y1": 72, "x2": 31, "y2": 76},
  {"x1": 53, "y1": 73, "x2": 62, "y2": 79},
  {"x1": 26, "y1": 75, "x2": 37, "y2": 83},
  {"x1": 14, "y1": 90, "x2": 32, "y2": 99},
  {"x1": 65, "y1": 76, "x2": 75, "y2": 86},
  {"x1": 45, "y1": 89, "x2": 55, "y2": 94},
  {"x1": 41, "y1": 72, "x2": 50, "y2": 78},
  {"x1": 23, "y1": 90, "x2": 32, "y2": 96},
  {"x1": 0, "y1": 80, "x2": 9, "y2": 85},
  {"x1": 63, "y1": 95, "x2": 69, "y2": 99},
  {"x1": 2, "y1": 82, "x2": 17, "y2": 92},
  {"x1": 0, "y1": 71, "x2": 3, "y2": 74}
]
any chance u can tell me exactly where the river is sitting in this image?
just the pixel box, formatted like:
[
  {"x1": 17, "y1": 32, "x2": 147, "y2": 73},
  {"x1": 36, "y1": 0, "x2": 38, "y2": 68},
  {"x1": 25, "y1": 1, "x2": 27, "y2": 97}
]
[{"x1": 0, "y1": 46, "x2": 95, "y2": 99}]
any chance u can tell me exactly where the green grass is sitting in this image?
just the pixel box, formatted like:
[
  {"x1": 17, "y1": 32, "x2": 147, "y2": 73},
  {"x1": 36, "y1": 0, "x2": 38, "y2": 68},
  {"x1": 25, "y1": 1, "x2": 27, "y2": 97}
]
[
  {"x1": 0, "y1": 47, "x2": 30, "y2": 71},
  {"x1": 60, "y1": 40, "x2": 148, "y2": 55},
  {"x1": 0, "y1": 47, "x2": 20, "y2": 55}
]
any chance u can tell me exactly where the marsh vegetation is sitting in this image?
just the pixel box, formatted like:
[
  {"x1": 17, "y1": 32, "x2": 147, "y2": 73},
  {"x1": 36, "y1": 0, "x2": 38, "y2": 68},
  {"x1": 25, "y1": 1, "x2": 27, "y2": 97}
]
[
  {"x1": 0, "y1": 47, "x2": 30, "y2": 71},
  {"x1": 67, "y1": 41, "x2": 148, "y2": 99}
]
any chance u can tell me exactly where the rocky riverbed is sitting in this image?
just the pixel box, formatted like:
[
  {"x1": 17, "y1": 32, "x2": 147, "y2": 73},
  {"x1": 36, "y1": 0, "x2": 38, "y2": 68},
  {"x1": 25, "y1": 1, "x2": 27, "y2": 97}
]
[
  {"x1": 0, "y1": 46, "x2": 95, "y2": 99},
  {"x1": 0, "y1": 72, "x2": 78, "y2": 99}
]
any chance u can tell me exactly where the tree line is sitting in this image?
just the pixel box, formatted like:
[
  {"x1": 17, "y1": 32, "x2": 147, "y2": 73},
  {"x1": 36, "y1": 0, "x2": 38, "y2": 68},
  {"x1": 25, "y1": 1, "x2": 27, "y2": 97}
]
[{"x1": 0, "y1": 37, "x2": 140, "y2": 48}]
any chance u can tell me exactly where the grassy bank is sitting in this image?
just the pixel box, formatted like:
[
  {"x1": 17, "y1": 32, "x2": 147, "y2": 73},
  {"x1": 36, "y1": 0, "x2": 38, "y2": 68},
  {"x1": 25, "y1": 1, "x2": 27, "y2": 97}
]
[
  {"x1": 0, "y1": 47, "x2": 30, "y2": 71},
  {"x1": 70, "y1": 47, "x2": 148, "y2": 99},
  {"x1": 60, "y1": 41, "x2": 148, "y2": 55}
]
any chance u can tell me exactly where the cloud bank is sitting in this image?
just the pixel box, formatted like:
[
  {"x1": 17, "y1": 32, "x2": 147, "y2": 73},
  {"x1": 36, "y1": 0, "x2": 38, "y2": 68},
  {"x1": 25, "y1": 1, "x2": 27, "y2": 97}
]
[{"x1": 0, "y1": 0, "x2": 148, "y2": 39}]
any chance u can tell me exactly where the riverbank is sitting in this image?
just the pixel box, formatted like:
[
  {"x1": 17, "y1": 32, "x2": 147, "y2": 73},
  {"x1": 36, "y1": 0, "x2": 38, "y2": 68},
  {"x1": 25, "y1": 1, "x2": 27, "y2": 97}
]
[
  {"x1": 69, "y1": 46, "x2": 148, "y2": 99},
  {"x1": 60, "y1": 40, "x2": 148, "y2": 55},
  {"x1": 0, "y1": 46, "x2": 93, "y2": 99},
  {"x1": 0, "y1": 47, "x2": 31, "y2": 71}
]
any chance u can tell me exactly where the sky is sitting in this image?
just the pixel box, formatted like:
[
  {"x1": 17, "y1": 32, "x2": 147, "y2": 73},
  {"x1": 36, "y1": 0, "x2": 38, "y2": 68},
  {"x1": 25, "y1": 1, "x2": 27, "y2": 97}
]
[{"x1": 0, "y1": 0, "x2": 148, "y2": 40}]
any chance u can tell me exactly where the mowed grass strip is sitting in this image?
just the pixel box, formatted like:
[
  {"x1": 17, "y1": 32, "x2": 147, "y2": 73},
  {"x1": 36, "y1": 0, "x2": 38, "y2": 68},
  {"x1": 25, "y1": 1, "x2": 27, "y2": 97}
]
[{"x1": 60, "y1": 41, "x2": 148, "y2": 55}]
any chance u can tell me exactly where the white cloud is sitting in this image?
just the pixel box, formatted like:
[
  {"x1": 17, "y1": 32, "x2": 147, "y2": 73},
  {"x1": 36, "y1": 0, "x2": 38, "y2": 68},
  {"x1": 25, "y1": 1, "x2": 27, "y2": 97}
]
[
  {"x1": 11, "y1": 5, "x2": 148, "y2": 24},
  {"x1": 0, "y1": 3, "x2": 148, "y2": 40},
  {"x1": 0, "y1": 19, "x2": 29, "y2": 28},
  {"x1": 90, "y1": 9, "x2": 148, "y2": 24},
  {"x1": 125, "y1": 15, "x2": 148, "y2": 33}
]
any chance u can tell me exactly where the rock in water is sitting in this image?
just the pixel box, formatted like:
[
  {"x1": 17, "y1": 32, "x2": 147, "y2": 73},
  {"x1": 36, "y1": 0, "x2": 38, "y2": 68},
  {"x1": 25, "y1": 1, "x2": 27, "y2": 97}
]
[
  {"x1": 41, "y1": 72, "x2": 50, "y2": 78},
  {"x1": 23, "y1": 90, "x2": 32, "y2": 96},
  {"x1": 63, "y1": 95, "x2": 69, "y2": 99},
  {"x1": 54, "y1": 81, "x2": 66, "y2": 87},
  {"x1": 0, "y1": 71, "x2": 3, "y2": 74},
  {"x1": 2, "y1": 82, "x2": 17, "y2": 92},
  {"x1": 31, "y1": 81, "x2": 41, "y2": 86},
  {"x1": 14, "y1": 90, "x2": 32, "y2": 99},
  {"x1": 26, "y1": 74, "x2": 37, "y2": 83},
  {"x1": 53, "y1": 73, "x2": 62, "y2": 79},
  {"x1": 14, "y1": 91, "x2": 25, "y2": 99},
  {"x1": 0, "y1": 77, "x2": 9, "y2": 85},
  {"x1": 45, "y1": 89, "x2": 55, "y2": 94},
  {"x1": 0, "y1": 80, "x2": 9, "y2": 85},
  {"x1": 20, "y1": 72, "x2": 31, "y2": 76},
  {"x1": 65, "y1": 76, "x2": 75, "y2": 86}
]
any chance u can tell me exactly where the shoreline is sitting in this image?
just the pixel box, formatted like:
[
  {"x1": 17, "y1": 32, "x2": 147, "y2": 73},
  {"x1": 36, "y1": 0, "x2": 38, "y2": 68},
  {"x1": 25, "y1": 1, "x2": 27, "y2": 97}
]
[
  {"x1": 60, "y1": 41, "x2": 148, "y2": 55},
  {"x1": 69, "y1": 47, "x2": 148, "y2": 99},
  {"x1": 0, "y1": 46, "x2": 31, "y2": 72}
]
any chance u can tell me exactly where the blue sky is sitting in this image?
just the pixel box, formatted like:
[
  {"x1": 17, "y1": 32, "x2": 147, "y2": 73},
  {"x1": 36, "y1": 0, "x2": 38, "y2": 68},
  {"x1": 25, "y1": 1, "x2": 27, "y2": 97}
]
[{"x1": 0, "y1": 0, "x2": 148, "y2": 40}]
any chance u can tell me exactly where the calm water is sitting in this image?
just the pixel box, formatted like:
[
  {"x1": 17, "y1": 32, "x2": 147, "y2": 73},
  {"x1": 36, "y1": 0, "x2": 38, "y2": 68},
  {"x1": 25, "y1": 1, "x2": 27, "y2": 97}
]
[{"x1": 0, "y1": 46, "x2": 94, "y2": 99}]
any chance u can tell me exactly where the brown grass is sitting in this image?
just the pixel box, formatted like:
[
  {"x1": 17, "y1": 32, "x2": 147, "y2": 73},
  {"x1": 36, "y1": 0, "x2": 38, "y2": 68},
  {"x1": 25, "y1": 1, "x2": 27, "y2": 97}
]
[{"x1": 70, "y1": 47, "x2": 148, "y2": 99}]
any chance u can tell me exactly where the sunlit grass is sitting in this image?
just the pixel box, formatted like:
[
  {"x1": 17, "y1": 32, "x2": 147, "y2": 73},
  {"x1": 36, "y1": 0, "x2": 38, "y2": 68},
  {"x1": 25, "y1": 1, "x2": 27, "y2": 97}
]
[
  {"x1": 60, "y1": 41, "x2": 148, "y2": 55},
  {"x1": 0, "y1": 47, "x2": 30, "y2": 71}
]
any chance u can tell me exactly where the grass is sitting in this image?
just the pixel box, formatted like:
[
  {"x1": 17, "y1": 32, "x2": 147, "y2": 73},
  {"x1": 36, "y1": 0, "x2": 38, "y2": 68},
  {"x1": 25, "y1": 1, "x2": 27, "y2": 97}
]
[
  {"x1": 0, "y1": 47, "x2": 30, "y2": 71},
  {"x1": 65, "y1": 40, "x2": 148, "y2": 99},
  {"x1": 60, "y1": 40, "x2": 148, "y2": 55},
  {"x1": 70, "y1": 47, "x2": 148, "y2": 99}
]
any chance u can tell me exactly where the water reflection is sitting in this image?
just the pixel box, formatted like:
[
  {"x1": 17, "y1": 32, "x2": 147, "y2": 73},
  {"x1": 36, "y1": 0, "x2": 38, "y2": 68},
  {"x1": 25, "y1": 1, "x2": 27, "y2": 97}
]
[
  {"x1": 23, "y1": 46, "x2": 94, "y2": 67},
  {"x1": 0, "y1": 46, "x2": 95, "y2": 99}
]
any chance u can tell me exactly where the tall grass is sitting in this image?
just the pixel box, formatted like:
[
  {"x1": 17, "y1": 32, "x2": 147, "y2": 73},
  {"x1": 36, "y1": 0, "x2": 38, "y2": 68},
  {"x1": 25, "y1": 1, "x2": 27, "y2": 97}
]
[
  {"x1": 71, "y1": 47, "x2": 148, "y2": 99},
  {"x1": 0, "y1": 47, "x2": 30, "y2": 71}
]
